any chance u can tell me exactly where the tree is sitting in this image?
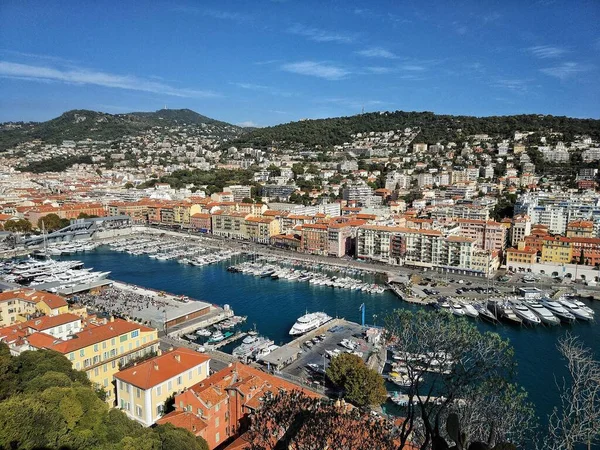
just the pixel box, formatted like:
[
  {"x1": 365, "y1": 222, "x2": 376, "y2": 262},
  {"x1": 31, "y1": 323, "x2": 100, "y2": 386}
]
[
  {"x1": 545, "y1": 335, "x2": 600, "y2": 450},
  {"x1": 385, "y1": 310, "x2": 535, "y2": 450},
  {"x1": 247, "y1": 391, "x2": 399, "y2": 450},
  {"x1": 38, "y1": 213, "x2": 63, "y2": 231},
  {"x1": 326, "y1": 353, "x2": 387, "y2": 407},
  {"x1": 3, "y1": 219, "x2": 32, "y2": 233},
  {"x1": 242, "y1": 197, "x2": 253, "y2": 204},
  {"x1": 124, "y1": 182, "x2": 134, "y2": 189}
]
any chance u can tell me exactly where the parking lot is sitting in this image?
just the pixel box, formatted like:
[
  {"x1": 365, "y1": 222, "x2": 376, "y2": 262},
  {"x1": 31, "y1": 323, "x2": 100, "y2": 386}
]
[{"x1": 279, "y1": 319, "x2": 382, "y2": 387}]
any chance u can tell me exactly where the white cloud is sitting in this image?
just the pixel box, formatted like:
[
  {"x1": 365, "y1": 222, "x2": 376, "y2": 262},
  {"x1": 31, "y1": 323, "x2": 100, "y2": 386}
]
[
  {"x1": 540, "y1": 62, "x2": 592, "y2": 80},
  {"x1": 287, "y1": 24, "x2": 355, "y2": 44},
  {"x1": 172, "y1": 6, "x2": 250, "y2": 23},
  {"x1": 491, "y1": 78, "x2": 529, "y2": 93},
  {"x1": 365, "y1": 66, "x2": 393, "y2": 74},
  {"x1": 321, "y1": 98, "x2": 385, "y2": 109},
  {"x1": 0, "y1": 61, "x2": 219, "y2": 98},
  {"x1": 528, "y1": 45, "x2": 568, "y2": 59},
  {"x1": 356, "y1": 47, "x2": 398, "y2": 59},
  {"x1": 281, "y1": 61, "x2": 350, "y2": 80},
  {"x1": 237, "y1": 120, "x2": 259, "y2": 127}
]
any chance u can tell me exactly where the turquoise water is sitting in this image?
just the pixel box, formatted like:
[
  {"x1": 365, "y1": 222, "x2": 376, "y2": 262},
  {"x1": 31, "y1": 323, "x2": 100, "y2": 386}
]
[{"x1": 60, "y1": 247, "x2": 600, "y2": 431}]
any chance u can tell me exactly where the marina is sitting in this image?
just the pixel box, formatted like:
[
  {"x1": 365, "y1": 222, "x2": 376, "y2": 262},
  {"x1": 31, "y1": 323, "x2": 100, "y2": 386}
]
[{"x1": 2, "y1": 243, "x2": 599, "y2": 428}]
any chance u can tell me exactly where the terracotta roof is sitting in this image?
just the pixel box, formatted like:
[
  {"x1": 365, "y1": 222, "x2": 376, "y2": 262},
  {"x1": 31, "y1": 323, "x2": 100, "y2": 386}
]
[
  {"x1": 0, "y1": 289, "x2": 67, "y2": 309},
  {"x1": 45, "y1": 319, "x2": 155, "y2": 354},
  {"x1": 156, "y1": 410, "x2": 207, "y2": 435},
  {"x1": 27, "y1": 332, "x2": 60, "y2": 349},
  {"x1": 26, "y1": 313, "x2": 81, "y2": 331},
  {"x1": 191, "y1": 213, "x2": 211, "y2": 219},
  {"x1": 114, "y1": 347, "x2": 210, "y2": 390}
]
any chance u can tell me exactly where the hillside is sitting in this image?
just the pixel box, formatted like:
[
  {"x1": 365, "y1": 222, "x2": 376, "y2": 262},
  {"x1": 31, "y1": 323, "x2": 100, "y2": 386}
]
[
  {"x1": 229, "y1": 111, "x2": 600, "y2": 149},
  {"x1": 0, "y1": 109, "x2": 244, "y2": 151}
]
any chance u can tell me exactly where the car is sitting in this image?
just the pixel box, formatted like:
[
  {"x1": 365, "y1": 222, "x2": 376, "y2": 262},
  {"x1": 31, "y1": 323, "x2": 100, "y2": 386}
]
[{"x1": 456, "y1": 289, "x2": 463, "y2": 294}]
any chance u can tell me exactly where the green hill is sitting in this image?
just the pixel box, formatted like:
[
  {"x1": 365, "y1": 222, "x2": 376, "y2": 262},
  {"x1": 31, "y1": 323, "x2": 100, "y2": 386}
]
[
  {"x1": 228, "y1": 111, "x2": 600, "y2": 149},
  {"x1": 0, "y1": 109, "x2": 244, "y2": 151}
]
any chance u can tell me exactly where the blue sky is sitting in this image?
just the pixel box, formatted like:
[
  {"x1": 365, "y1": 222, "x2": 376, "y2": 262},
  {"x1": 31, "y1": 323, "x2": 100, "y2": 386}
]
[{"x1": 1, "y1": 0, "x2": 599, "y2": 126}]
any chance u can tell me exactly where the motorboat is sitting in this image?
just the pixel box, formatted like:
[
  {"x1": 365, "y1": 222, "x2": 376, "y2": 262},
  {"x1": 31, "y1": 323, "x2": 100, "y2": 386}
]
[
  {"x1": 488, "y1": 301, "x2": 522, "y2": 325},
  {"x1": 459, "y1": 301, "x2": 479, "y2": 318},
  {"x1": 511, "y1": 301, "x2": 541, "y2": 326},
  {"x1": 560, "y1": 296, "x2": 595, "y2": 317},
  {"x1": 450, "y1": 303, "x2": 466, "y2": 317},
  {"x1": 232, "y1": 335, "x2": 274, "y2": 359},
  {"x1": 540, "y1": 299, "x2": 576, "y2": 323},
  {"x1": 195, "y1": 328, "x2": 212, "y2": 337},
  {"x1": 525, "y1": 301, "x2": 560, "y2": 326},
  {"x1": 207, "y1": 330, "x2": 233, "y2": 343},
  {"x1": 473, "y1": 303, "x2": 498, "y2": 323},
  {"x1": 289, "y1": 312, "x2": 333, "y2": 335},
  {"x1": 558, "y1": 299, "x2": 594, "y2": 321}
]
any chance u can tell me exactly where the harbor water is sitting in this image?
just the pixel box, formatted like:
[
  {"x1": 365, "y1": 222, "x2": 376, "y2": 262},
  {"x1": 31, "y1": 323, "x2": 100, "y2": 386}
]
[{"x1": 59, "y1": 246, "x2": 600, "y2": 430}]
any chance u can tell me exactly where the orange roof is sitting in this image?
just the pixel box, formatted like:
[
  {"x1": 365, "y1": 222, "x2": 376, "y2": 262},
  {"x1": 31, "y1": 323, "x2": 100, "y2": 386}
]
[
  {"x1": 0, "y1": 289, "x2": 67, "y2": 309},
  {"x1": 114, "y1": 347, "x2": 210, "y2": 390},
  {"x1": 27, "y1": 332, "x2": 60, "y2": 349},
  {"x1": 507, "y1": 247, "x2": 537, "y2": 255},
  {"x1": 191, "y1": 213, "x2": 211, "y2": 219},
  {"x1": 156, "y1": 410, "x2": 207, "y2": 435},
  {"x1": 302, "y1": 223, "x2": 328, "y2": 230},
  {"x1": 44, "y1": 319, "x2": 155, "y2": 354},
  {"x1": 567, "y1": 220, "x2": 594, "y2": 228},
  {"x1": 25, "y1": 313, "x2": 81, "y2": 331},
  {"x1": 360, "y1": 224, "x2": 442, "y2": 236}
]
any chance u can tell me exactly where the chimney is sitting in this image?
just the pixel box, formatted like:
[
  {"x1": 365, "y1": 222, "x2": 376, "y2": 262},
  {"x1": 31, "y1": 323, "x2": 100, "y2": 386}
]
[
  {"x1": 154, "y1": 362, "x2": 159, "y2": 371},
  {"x1": 174, "y1": 354, "x2": 180, "y2": 362},
  {"x1": 110, "y1": 316, "x2": 115, "y2": 323}
]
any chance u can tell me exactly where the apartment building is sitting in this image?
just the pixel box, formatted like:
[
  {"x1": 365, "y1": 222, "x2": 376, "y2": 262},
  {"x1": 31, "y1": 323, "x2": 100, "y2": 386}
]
[
  {"x1": 157, "y1": 362, "x2": 319, "y2": 449},
  {"x1": 115, "y1": 347, "x2": 210, "y2": 427},
  {"x1": 300, "y1": 223, "x2": 329, "y2": 255},
  {"x1": 223, "y1": 185, "x2": 252, "y2": 202},
  {"x1": 0, "y1": 289, "x2": 69, "y2": 327},
  {"x1": 506, "y1": 243, "x2": 538, "y2": 268},
  {"x1": 190, "y1": 213, "x2": 212, "y2": 232},
  {"x1": 244, "y1": 217, "x2": 280, "y2": 244},
  {"x1": 510, "y1": 215, "x2": 532, "y2": 247},
  {"x1": 566, "y1": 220, "x2": 594, "y2": 238},
  {"x1": 211, "y1": 211, "x2": 250, "y2": 239},
  {"x1": 455, "y1": 219, "x2": 507, "y2": 254},
  {"x1": 29, "y1": 318, "x2": 159, "y2": 404}
]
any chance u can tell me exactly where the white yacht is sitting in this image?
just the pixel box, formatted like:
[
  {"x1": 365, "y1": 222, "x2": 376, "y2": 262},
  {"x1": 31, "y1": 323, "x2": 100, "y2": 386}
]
[
  {"x1": 232, "y1": 335, "x2": 274, "y2": 359},
  {"x1": 540, "y1": 299, "x2": 576, "y2": 323},
  {"x1": 525, "y1": 301, "x2": 560, "y2": 326},
  {"x1": 289, "y1": 312, "x2": 333, "y2": 335},
  {"x1": 511, "y1": 301, "x2": 541, "y2": 326},
  {"x1": 558, "y1": 299, "x2": 594, "y2": 321}
]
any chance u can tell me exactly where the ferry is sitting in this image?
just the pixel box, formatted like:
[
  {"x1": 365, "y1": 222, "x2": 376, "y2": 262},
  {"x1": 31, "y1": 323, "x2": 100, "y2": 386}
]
[{"x1": 289, "y1": 312, "x2": 333, "y2": 335}]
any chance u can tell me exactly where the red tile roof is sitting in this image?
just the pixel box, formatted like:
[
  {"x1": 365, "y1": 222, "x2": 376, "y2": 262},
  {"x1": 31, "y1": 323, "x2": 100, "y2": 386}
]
[
  {"x1": 25, "y1": 313, "x2": 81, "y2": 331},
  {"x1": 114, "y1": 347, "x2": 210, "y2": 390},
  {"x1": 156, "y1": 410, "x2": 207, "y2": 435}
]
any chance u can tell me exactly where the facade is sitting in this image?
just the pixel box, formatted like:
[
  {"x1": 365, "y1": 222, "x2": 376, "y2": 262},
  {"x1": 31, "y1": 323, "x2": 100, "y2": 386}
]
[
  {"x1": 211, "y1": 211, "x2": 250, "y2": 239},
  {"x1": 342, "y1": 183, "x2": 373, "y2": 205},
  {"x1": 300, "y1": 224, "x2": 329, "y2": 255},
  {"x1": 0, "y1": 289, "x2": 69, "y2": 327},
  {"x1": 456, "y1": 219, "x2": 507, "y2": 254},
  {"x1": 190, "y1": 213, "x2": 212, "y2": 232},
  {"x1": 115, "y1": 347, "x2": 210, "y2": 427},
  {"x1": 30, "y1": 318, "x2": 159, "y2": 405},
  {"x1": 566, "y1": 220, "x2": 594, "y2": 238},
  {"x1": 506, "y1": 243, "x2": 538, "y2": 268},
  {"x1": 244, "y1": 217, "x2": 280, "y2": 244},
  {"x1": 511, "y1": 215, "x2": 532, "y2": 247},
  {"x1": 157, "y1": 362, "x2": 318, "y2": 449}
]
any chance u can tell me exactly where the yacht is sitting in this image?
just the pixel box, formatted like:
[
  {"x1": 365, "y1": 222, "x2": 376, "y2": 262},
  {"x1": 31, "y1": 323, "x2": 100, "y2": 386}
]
[
  {"x1": 540, "y1": 299, "x2": 576, "y2": 323},
  {"x1": 558, "y1": 299, "x2": 594, "y2": 321},
  {"x1": 560, "y1": 296, "x2": 595, "y2": 317},
  {"x1": 232, "y1": 335, "x2": 274, "y2": 359},
  {"x1": 289, "y1": 312, "x2": 333, "y2": 335},
  {"x1": 525, "y1": 301, "x2": 560, "y2": 326},
  {"x1": 473, "y1": 303, "x2": 498, "y2": 324},
  {"x1": 459, "y1": 301, "x2": 480, "y2": 318},
  {"x1": 511, "y1": 301, "x2": 541, "y2": 326},
  {"x1": 488, "y1": 301, "x2": 522, "y2": 325},
  {"x1": 450, "y1": 303, "x2": 466, "y2": 317}
]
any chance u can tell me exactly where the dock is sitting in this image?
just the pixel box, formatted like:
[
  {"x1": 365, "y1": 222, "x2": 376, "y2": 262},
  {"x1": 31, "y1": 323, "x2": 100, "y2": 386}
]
[{"x1": 208, "y1": 331, "x2": 247, "y2": 350}]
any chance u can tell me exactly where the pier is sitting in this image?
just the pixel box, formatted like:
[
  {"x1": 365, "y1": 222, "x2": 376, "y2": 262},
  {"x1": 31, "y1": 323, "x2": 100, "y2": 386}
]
[{"x1": 208, "y1": 331, "x2": 247, "y2": 350}]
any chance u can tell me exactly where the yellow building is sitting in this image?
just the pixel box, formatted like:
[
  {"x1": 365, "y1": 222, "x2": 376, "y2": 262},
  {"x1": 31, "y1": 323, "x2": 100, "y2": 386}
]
[
  {"x1": 541, "y1": 236, "x2": 573, "y2": 264},
  {"x1": 28, "y1": 318, "x2": 159, "y2": 405},
  {"x1": 114, "y1": 347, "x2": 211, "y2": 426},
  {"x1": 244, "y1": 217, "x2": 280, "y2": 243},
  {"x1": 506, "y1": 243, "x2": 537, "y2": 267},
  {"x1": 566, "y1": 220, "x2": 594, "y2": 238},
  {"x1": 0, "y1": 289, "x2": 68, "y2": 327}
]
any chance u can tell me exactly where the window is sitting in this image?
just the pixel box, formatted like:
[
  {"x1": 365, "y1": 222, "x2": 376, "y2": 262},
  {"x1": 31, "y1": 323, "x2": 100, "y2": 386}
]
[
  {"x1": 119, "y1": 381, "x2": 124, "y2": 390},
  {"x1": 102, "y1": 341, "x2": 107, "y2": 349},
  {"x1": 120, "y1": 335, "x2": 128, "y2": 343},
  {"x1": 80, "y1": 349, "x2": 85, "y2": 357},
  {"x1": 126, "y1": 384, "x2": 131, "y2": 394},
  {"x1": 135, "y1": 405, "x2": 142, "y2": 418},
  {"x1": 103, "y1": 378, "x2": 108, "y2": 387},
  {"x1": 131, "y1": 330, "x2": 139, "y2": 338},
  {"x1": 94, "y1": 368, "x2": 99, "y2": 377},
  {"x1": 177, "y1": 376, "x2": 182, "y2": 386},
  {"x1": 136, "y1": 340, "x2": 139, "y2": 348},
  {"x1": 157, "y1": 404, "x2": 164, "y2": 416},
  {"x1": 120, "y1": 346, "x2": 124, "y2": 354},
  {"x1": 111, "y1": 338, "x2": 116, "y2": 346},
  {"x1": 103, "y1": 352, "x2": 108, "y2": 360},
  {"x1": 168, "y1": 381, "x2": 172, "y2": 391},
  {"x1": 136, "y1": 388, "x2": 141, "y2": 399},
  {"x1": 216, "y1": 432, "x2": 220, "y2": 443},
  {"x1": 94, "y1": 344, "x2": 99, "y2": 352},
  {"x1": 188, "y1": 370, "x2": 192, "y2": 380},
  {"x1": 215, "y1": 417, "x2": 220, "y2": 427},
  {"x1": 197, "y1": 365, "x2": 202, "y2": 376},
  {"x1": 103, "y1": 364, "x2": 107, "y2": 373},
  {"x1": 112, "y1": 361, "x2": 116, "y2": 369},
  {"x1": 128, "y1": 343, "x2": 132, "y2": 351},
  {"x1": 69, "y1": 353, "x2": 75, "y2": 361},
  {"x1": 215, "y1": 403, "x2": 220, "y2": 412},
  {"x1": 142, "y1": 337, "x2": 146, "y2": 344},
  {"x1": 156, "y1": 385, "x2": 162, "y2": 396}
]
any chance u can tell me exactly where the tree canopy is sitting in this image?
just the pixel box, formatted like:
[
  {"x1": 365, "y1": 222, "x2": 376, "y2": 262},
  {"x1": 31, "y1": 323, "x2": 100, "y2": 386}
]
[
  {"x1": 326, "y1": 353, "x2": 387, "y2": 407},
  {"x1": 0, "y1": 344, "x2": 209, "y2": 450}
]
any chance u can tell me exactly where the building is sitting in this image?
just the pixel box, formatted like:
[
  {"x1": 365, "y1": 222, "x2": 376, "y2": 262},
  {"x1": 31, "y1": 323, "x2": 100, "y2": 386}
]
[
  {"x1": 211, "y1": 211, "x2": 250, "y2": 239},
  {"x1": 115, "y1": 347, "x2": 210, "y2": 427},
  {"x1": 566, "y1": 220, "x2": 594, "y2": 238},
  {"x1": 511, "y1": 215, "x2": 532, "y2": 247},
  {"x1": 300, "y1": 223, "x2": 329, "y2": 255},
  {"x1": 541, "y1": 236, "x2": 573, "y2": 264},
  {"x1": 157, "y1": 362, "x2": 319, "y2": 449},
  {"x1": 244, "y1": 217, "x2": 280, "y2": 244},
  {"x1": 223, "y1": 185, "x2": 252, "y2": 202},
  {"x1": 342, "y1": 183, "x2": 373, "y2": 205},
  {"x1": 190, "y1": 213, "x2": 212, "y2": 233},
  {"x1": 506, "y1": 243, "x2": 538, "y2": 269},
  {"x1": 29, "y1": 318, "x2": 159, "y2": 405},
  {"x1": 455, "y1": 219, "x2": 508, "y2": 254},
  {"x1": 0, "y1": 289, "x2": 69, "y2": 327}
]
